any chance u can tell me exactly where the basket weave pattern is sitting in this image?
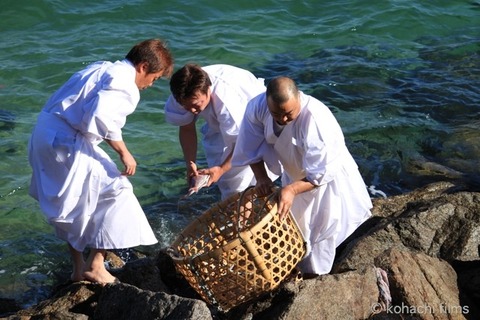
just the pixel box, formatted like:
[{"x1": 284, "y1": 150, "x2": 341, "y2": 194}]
[{"x1": 169, "y1": 187, "x2": 306, "y2": 311}]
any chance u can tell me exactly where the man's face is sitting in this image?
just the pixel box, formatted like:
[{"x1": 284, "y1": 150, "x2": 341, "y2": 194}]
[
  {"x1": 181, "y1": 90, "x2": 210, "y2": 115},
  {"x1": 267, "y1": 94, "x2": 301, "y2": 125},
  {"x1": 135, "y1": 62, "x2": 163, "y2": 90}
]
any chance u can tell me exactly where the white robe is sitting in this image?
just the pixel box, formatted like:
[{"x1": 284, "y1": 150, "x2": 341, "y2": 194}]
[
  {"x1": 165, "y1": 64, "x2": 278, "y2": 199},
  {"x1": 28, "y1": 59, "x2": 157, "y2": 252},
  {"x1": 232, "y1": 92, "x2": 372, "y2": 274}
]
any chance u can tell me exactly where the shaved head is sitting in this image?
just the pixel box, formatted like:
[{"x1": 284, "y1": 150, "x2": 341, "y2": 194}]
[
  {"x1": 266, "y1": 77, "x2": 301, "y2": 125},
  {"x1": 266, "y1": 76, "x2": 299, "y2": 104}
]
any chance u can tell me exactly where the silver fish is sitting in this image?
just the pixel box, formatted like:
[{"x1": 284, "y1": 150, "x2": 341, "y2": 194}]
[{"x1": 183, "y1": 174, "x2": 210, "y2": 198}]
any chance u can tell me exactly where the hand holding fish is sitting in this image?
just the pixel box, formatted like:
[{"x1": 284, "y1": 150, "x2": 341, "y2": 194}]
[
  {"x1": 186, "y1": 161, "x2": 199, "y2": 182},
  {"x1": 182, "y1": 161, "x2": 210, "y2": 198},
  {"x1": 183, "y1": 174, "x2": 210, "y2": 198},
  {"x1": 197, "y1": 165, "x2": 224, "y2": 186}
]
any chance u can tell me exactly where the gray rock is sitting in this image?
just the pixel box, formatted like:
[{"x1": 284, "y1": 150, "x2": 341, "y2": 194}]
[
  {"x1": 275, "y1": 267, "x2": 380, "y2": 319},
  {"x1": 4, "y1": 181, "x2": 479, "y2": 320},
  {"x1": 7, "y1": 282, "x2": 101, "y2": 319},
  {"x1": 333, "y1": 181, "x2": 480, "y2": 273},
  {"x1": 94, "y1": 282, "x2": 212, "y2": 320},
  {"x1": 375, "y1": 249, "x2": 466, "y2": 319}
]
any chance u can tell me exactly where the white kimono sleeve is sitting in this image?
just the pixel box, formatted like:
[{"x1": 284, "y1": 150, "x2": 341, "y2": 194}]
[
  {"x1": 83, "y1": 73, "x2": 139, "y2": 142},
  {"x1": 302, "y1": 107, "x2": 346, "y2": 186},
  {"x1": 164, "y1": 95, "x2": 195, "y2": 126},
  {"x1": 212, "y1": 92, "x2": 243, "y2": 151},
  {"x1": 233, "y1": 97, "x2": 277, "y2": 171}
]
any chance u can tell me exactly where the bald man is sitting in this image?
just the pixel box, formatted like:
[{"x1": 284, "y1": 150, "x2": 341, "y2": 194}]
[{"x1": 232, "y1": 76, "x2": 372, "y2": 276}]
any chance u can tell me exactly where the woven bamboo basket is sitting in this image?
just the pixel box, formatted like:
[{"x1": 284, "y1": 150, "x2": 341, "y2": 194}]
[{"x1": 168, "y1": 186, "x2": 306, "y2": 311}]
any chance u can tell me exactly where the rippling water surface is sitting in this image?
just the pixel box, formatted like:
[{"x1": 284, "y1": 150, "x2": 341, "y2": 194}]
[{"x1": 0, "y1": 0, "x2": 478, "y2": 308}]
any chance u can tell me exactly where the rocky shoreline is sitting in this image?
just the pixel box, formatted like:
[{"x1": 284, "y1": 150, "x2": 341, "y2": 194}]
[{"x1": 1, "y1": 181, "x2": 479, "y2": 320}]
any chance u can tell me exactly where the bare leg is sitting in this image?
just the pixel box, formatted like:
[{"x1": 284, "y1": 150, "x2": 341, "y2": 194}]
[
  {"x1": 83, "y1": 249, "x2": 116, "y2": 285},
  {"x1": 68, "y1": 244, "x2": 86, "y2": 282}
]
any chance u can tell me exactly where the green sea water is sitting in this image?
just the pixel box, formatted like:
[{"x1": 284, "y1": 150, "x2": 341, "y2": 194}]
[{"x1": 0, "y1": 0, "x2": 479, "y2": 308}]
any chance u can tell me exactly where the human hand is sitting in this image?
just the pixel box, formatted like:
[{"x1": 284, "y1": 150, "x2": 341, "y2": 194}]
[
  {"x1": 198, "y1": 166, "x2": 223, "y2": 186},
  {"x1": 104, "y1": 139, "x2": 137, "y2": 176},
  {"x1": 277, "y1": 185, "x2": 295, "y2": 220},
  {"x1": 254, "y1": 176, "x2": 274, "y2": 197},
  {"x1": 186, "y1": 161, "x2": 199, "y2": 184},
  {"x1": 120, "y1": 151, "x2": 137, "y2": 176}
]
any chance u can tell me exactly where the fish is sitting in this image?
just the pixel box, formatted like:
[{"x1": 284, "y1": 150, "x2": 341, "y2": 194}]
[{"x1": 183, "y1": 174, "x2": 210, "y2": 198}]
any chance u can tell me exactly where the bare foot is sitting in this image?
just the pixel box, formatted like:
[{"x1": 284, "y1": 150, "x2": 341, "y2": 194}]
[
  {"x1": 83, "y1": 269, "x2": 117, "y2": 285},
  {"x1": 70, "y1": 261, "x2": 86, "y2": 282},
  {"x1": 70, "y1": 271, "x2": 86, "y2": 282},
  {"x1": 68, "y1": 244, "x2": 86, "y2": 282}
]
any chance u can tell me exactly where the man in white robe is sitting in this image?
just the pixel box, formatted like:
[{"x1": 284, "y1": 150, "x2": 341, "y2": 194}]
[
  {"x1": 165, "y1": 64, "x2": 277, "y2": 199},
  {"x1": 28, "y1": 39, "x2": 173, "y2": 285},
  {"x1": 232, "y1": 76, "x2": 372, "y2": 276}
]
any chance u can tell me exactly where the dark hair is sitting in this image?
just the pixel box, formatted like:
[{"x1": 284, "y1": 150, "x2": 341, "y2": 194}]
[
  {"x1": 169, "y1": 64, "x2": 211, "y2": 104},
  {"x1": 125, "y1": 39, "x2": 174, "y2": 77}
]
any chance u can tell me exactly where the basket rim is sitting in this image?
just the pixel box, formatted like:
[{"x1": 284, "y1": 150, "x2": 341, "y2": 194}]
[
  {"x1": 168, "y1": 187, "x2": 306, "y2": 264},
  {"x1": 168, "y1": 188, "x2": 279, "y2": 261},
  {"x1": 168, "y1": 190, "x2": 243, "y2": 254}
]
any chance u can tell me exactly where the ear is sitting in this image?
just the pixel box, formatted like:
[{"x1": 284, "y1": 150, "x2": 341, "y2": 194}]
[{"x1": 136, "y1": 61, "x2": 149, "y2": 74}]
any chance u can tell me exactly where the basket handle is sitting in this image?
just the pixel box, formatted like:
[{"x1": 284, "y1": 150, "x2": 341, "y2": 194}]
[
  {"x1": 239, "y1": 230, "x2": 272, "y2": 281},
  {"x1": 236, "y1": 186, "x2": 254, "y2": 232},
  {"x1": 236, "y1": 186, "x2": 278, "y2": 281},
  {"x1": 236, "y1": 186, "x2": 279, "y2": 230}
]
